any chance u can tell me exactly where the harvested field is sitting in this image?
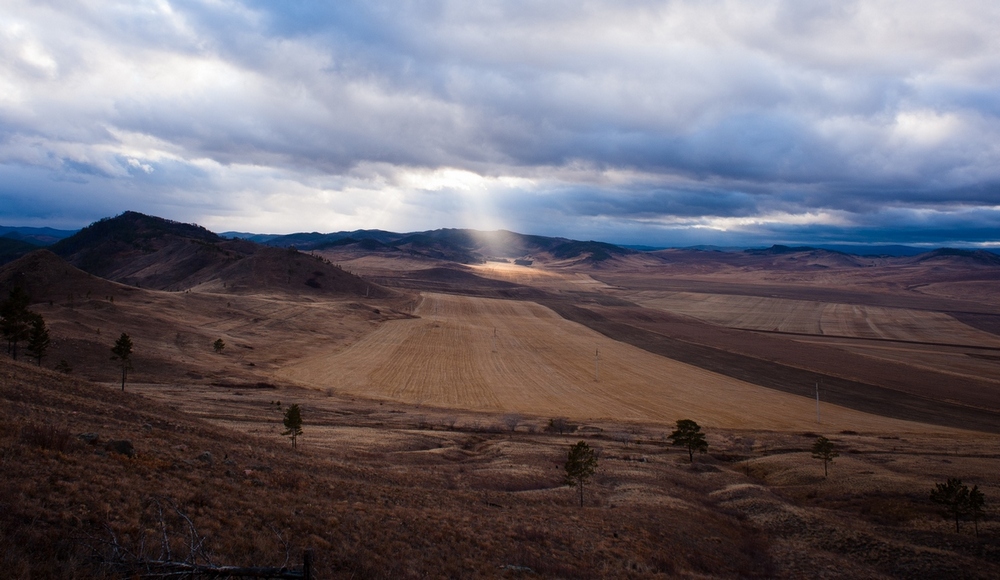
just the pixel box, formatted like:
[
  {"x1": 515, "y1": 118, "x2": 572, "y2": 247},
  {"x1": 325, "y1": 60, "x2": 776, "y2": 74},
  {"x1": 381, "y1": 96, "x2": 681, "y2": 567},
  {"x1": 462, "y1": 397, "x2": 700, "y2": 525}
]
[
  {"x1": 280, "y1": 292, "x2": 955, "y2": 433},
  {"x1": 631, "y1": 291, "x2": 1000, "y2": 346}
]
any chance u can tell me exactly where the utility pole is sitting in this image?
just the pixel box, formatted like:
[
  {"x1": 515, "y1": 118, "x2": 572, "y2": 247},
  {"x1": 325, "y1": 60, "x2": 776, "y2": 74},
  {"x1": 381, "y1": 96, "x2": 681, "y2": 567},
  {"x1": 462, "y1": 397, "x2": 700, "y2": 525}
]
[
  {"x1": 595, "y1": 347, "x2": 600, "y2": 382},
  {"x1": 492, "y1": 327, "x2": 497, "y2": 353}
]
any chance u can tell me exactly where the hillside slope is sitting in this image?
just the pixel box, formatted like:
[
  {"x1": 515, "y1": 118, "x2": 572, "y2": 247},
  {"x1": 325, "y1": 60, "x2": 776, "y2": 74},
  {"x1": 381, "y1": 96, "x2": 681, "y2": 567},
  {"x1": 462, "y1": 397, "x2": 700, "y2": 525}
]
[{"x1": 49, "y1": 211, "x2": 392, "y2": 298}]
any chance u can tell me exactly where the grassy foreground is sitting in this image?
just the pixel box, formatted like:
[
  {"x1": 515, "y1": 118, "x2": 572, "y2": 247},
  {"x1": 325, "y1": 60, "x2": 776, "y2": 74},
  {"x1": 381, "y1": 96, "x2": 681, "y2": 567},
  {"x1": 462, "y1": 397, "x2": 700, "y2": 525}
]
[{"x1": 2, "y1": 356, "x2": 998, "y2": 578}]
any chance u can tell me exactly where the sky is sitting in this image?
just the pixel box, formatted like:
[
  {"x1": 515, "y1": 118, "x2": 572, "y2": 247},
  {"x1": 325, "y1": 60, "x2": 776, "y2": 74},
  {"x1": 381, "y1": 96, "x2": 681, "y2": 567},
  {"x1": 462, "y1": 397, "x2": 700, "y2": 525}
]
[{"x1": 2, "y1": 1, "x2": 1000, "y2": 247}]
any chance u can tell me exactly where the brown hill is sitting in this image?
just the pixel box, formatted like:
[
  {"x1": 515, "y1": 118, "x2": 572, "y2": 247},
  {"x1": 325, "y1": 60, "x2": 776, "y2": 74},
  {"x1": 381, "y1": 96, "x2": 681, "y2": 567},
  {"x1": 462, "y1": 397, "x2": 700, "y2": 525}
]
[
  {"x1": 193, "y1": 246, "x2": 395, "y2": 298},
  {"x1": 0, "y1": 249, "x2": 139, "y2": 304},
  {"x1": 48, "y1": 211, "x2": 392, "y2": 298}
]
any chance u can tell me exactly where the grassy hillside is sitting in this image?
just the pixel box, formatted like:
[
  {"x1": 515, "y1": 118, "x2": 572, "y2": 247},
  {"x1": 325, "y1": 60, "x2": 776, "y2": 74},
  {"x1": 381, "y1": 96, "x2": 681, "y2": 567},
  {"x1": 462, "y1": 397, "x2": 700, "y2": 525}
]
[{"x1": 1, "y1": 357, "x2": 779, "y2": 579}]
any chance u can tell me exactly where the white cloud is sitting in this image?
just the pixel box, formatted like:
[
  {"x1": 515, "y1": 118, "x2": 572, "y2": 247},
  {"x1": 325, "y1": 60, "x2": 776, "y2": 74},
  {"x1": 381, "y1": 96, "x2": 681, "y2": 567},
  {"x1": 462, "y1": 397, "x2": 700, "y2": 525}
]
[{"x1": 0, "y1": 0, "x2": 998, "y2": 245}]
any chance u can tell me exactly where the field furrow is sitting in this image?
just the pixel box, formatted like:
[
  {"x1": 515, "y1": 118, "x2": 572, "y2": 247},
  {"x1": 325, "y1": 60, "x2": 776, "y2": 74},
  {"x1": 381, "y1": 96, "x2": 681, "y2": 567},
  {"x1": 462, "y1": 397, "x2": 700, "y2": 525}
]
[{"x1": 634, "y1": 291, "x2": 1000, "y2": 346}]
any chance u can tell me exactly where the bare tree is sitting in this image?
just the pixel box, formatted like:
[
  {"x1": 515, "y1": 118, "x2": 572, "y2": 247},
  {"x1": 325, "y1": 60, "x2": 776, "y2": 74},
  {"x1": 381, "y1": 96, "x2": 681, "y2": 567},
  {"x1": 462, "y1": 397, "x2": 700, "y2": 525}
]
[
  {"x1": 502, "y1": 413, "x2": 522, "y2": 432},
  {"x1": 546, "y1": 417, "x2": 576, "y2": 435}
]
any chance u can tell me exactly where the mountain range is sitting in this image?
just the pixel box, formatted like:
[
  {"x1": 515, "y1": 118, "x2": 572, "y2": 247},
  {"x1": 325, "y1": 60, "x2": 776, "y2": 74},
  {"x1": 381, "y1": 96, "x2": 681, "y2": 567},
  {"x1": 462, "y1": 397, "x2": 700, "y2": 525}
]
[{"x1": 2, "y1": 212, "x2": 999, "y2": 277}]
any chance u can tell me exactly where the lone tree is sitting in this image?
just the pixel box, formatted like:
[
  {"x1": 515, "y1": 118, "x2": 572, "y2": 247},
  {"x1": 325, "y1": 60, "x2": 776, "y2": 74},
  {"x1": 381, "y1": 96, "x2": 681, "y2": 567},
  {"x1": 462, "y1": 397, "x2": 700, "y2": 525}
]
[
  {"x1": 26, "y1": 314, "x2": 50, "y2": 367},
  {"x1": 283, "y1": 404, "x2": 303, "y2": 449},
  {"x1": 111, "y1": 333, "x2": 134, "y2": 391},
  {"x1": 213, "y1": 338, "x2": 225, "y2": 354},
  {"x1": 0, "y1": 287, "x2": 33, "y2": 360},
  {"x1": 811, "y1": 436, "x2": 839, "y2": 478},
  {"x1": 546, "y1": 417, "x2": 575, "y2": 435},
  {"x1": 669, "y1": 419, "x2": 708, "y2": 462},
  {"x1": 564, "y1": 441, "x2": 598, "y2": 507},
  {"x1": 931, "y1": 478, "x2": 971, "y2": 533}
]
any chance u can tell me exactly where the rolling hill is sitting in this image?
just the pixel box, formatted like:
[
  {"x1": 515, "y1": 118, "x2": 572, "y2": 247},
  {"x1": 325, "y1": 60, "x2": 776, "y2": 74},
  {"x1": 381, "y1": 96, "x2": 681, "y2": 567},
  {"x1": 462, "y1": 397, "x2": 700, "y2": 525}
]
[{"x1": 46, "y1": 212, "x2": 392, "y2": 298}]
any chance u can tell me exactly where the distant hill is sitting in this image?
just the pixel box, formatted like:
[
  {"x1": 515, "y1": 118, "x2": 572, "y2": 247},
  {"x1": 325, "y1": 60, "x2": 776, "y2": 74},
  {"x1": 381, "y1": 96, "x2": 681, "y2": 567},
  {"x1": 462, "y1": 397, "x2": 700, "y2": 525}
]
[
  {"x1": 811, "y1": 244, "x2": 934, "y2": 257},
  {"x1": 0, "y1": 226, "x2": 78, "y2": 265},
  {"x1": 549, "y1": 240, "x2": 636, "y2": 263},
  {"x1": 0, "y1": 237, "x2": 42, "y2": 266},
  {"x1": 48, "y1": 211, "x2": 392, "y2": 297},
  {"x1": 240, "y1": 227, "x2": 638, "y2": 265},
  {"x1": 907, "y1": 247, "x2": 1000, "y2": 267},
  {"x1": 0, "y1": 225, "x2": 77, "y2": 246}
]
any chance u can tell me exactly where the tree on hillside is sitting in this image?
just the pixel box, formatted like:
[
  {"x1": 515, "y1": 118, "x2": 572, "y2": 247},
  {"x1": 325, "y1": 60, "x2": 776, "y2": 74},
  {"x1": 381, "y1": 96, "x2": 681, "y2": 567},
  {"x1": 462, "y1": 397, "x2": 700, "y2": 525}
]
[
  {"x1": 283, "y1": 404, "x2": 303, "y2": 449},
  {"x1": 811, "y1": 436, "x2": 839, "y2": 478},
  {"x1": 213, "y1": 338, "x2": 225, "y2": 354},
  {"x1": 1, "y1": 287, "x2": 33, "y2": 360},
  {"x1": 111, "y1": 333, "x2": 134, "y2": 391},
  {"x1": 546, "y1": 417, "x2": 576, "y2": 435},
  {"x1": 969, "y1": 485, "x2": 986, "y2": 539},
  {"x1": 668, "y1": 419, "x2": 708, "y2": 462},
  {"x1": 564, "y1": 441, "x2": 598, "y2": 507},
  {"x1": 26, "y1": 314, "x2": 50, "y2": 367},
  {"x1": 931, "y1": 478, "x2": 971, "y2": 533}
]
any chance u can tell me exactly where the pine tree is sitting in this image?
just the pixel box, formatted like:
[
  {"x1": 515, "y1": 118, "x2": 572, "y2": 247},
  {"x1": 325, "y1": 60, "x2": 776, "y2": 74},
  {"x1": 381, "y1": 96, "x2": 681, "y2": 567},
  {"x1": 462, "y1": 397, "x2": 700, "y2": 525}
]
[
  {"x1": 969, "y1": 485, "x2": 986, "y2": 539},
  {"x1": 668, "y1": 419, "x2": 708, "y2": 462},
  {"x1": 111, "y1": 333, "x2": 134, "y2": 391},
  {"x1": 931, "y1": 478, "x2": 971, "y2": 533},
  {"x1": 564, "y1": 441, "x2": 598, "y2": 507},
  {"x1": 283, "y1": 404, "x2": 303, "y2": 449},
  {"x1": 811, "y1": 436, "x2": 839, "y2": 478},
  {"x1": 213, "y1": 338, "x2": 225, "y2": 353},
  {"x1": 26, "y1": 314, "x2": 50, "y2": 367},
  {"x1": 0, "y1": 287, "x2": 32, "y2": 360}
]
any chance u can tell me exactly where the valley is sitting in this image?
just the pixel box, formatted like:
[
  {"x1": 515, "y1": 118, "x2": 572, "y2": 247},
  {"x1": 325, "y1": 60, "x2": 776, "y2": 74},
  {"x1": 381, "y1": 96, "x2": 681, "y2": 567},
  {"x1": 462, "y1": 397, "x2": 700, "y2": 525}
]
[{"x1": 2, "y1": 212, "x2": 1000, "y2": 578}]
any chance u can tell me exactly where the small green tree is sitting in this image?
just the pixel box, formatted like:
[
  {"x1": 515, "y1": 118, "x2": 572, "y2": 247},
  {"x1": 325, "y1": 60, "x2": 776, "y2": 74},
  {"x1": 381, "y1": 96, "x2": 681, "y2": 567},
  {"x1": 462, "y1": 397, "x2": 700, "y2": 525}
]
[
  {"x1": 111, "y1": 333, "x2": 134, "y2": 391},
  {"x1": 213, "y1": 338, "x2": 225, "y2": 354},
  {"x1": 969, "y1": 485, "x2": 986, "y2": 539},
  {"x1": 0, "y1": 287, "x2": 32, "y2": 360},
  {"x1": 811, "y1": 436, "x2": 839, "y2": 478},
  {"x1": 564, "y1": 441, "x2": 598, "y2": 507},
  {"x1": 283, "y1": 404, "x2": 303, "y2": 449},
  {"x1": 668, "y1": 419, "x2": 708, "y2": 462},
  {"x1": 931, "y1": 478, "x2": 971, "y2": 533},
  {"x1": 26, "y1": 314, "x2": 50, "y2": 367}
]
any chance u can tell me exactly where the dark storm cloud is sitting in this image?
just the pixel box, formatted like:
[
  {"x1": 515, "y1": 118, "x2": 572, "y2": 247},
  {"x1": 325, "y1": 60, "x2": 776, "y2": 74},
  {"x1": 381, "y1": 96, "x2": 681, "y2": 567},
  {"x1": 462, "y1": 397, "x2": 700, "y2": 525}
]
[{"x1": 1, "y1": 0, "x2": 999, "y2": 244}]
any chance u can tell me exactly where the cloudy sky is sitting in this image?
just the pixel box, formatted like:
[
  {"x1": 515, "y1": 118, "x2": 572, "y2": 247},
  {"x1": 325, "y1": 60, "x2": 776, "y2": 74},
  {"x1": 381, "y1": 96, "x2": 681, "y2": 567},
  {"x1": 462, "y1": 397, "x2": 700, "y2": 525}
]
[{"x1": 2, "y1": 1, "x2": 999, "y2": 246}]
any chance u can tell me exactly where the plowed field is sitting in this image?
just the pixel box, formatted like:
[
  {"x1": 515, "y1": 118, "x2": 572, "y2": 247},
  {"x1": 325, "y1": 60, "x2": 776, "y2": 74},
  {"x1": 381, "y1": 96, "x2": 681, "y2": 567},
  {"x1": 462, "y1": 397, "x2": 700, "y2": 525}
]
[
  {"x1": 632, "y1": 291, "x2": 1000, "y2": 346},
  {"x1": 280, "y1": 293, "x2": 947, "y2": 432}
]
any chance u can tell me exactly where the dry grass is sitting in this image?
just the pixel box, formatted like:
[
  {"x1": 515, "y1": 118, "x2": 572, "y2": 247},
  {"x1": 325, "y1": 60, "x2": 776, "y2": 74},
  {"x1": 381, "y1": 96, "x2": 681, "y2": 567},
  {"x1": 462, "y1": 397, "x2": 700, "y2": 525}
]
[
  {"x1": 280, "y1": 292, "x2": 962, "y2": 433},
  {"x1": 4, "y1": 241, "x2": 1000, "y2": 577},
  {"x1": 3, "y1": 356, "x2": 1000, "y2": 578}
]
